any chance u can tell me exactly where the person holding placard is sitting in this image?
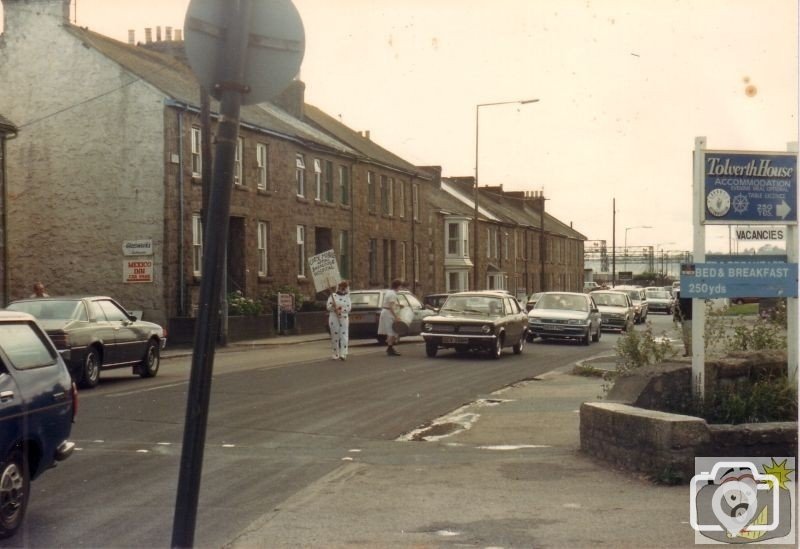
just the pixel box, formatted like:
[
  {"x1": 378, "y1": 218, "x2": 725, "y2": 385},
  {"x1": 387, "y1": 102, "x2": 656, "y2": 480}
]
[{"x1": 327, "y1": 280, "x2": 351, "y2": 360}]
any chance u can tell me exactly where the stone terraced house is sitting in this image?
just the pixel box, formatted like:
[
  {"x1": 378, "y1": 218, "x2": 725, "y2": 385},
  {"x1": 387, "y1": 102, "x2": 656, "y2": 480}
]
[{"x1": 0, "y1": 0, "x2": 585, "y2": 334}]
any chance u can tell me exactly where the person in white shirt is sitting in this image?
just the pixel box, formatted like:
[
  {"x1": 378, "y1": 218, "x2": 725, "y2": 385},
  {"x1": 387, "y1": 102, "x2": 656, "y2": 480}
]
[{"x1": 377, "y1": 279, "x2": 404, "y2": 356}]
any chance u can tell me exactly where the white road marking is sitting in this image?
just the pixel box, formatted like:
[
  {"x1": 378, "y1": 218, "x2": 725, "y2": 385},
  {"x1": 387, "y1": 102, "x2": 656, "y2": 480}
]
[{"x1": 105, "y1": 381, "x2": 189, "y2": 398}]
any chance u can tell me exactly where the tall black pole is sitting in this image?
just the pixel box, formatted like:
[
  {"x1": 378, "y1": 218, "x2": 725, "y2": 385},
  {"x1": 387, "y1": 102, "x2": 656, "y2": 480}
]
[
  {"x1": 171, "y1": 1, "x2": 253, "y2": 546},
  {"x1": 612, "y1": 198, "x2": 616, "y2": 287}
]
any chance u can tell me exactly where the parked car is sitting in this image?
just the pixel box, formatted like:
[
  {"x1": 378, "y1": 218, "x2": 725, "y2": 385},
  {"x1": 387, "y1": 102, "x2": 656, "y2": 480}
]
[
  {"x1": 422, "y1": 293, "x2": 450, "y2": 313},
  {"x1": 348, "y1": 290, "x2": 434, "y2": 343},
  {"x1": 583, "y1": 281, "x2": 601, "y2": 292},
  {"x1": 614, "y1": 286, "x2": 649, "y2": 324},
  {"x1": 644, "y1": 288, "x2": 674, "y2": 314},
  {"x1": 590, "y1": 290, "x2": 634, "y2": 332},
  {"x1": 525, "y1": 292, "x2": 544, "y2": 312},
  {"x1": 527, "y1": 291, "x2": 602, "y2": 345},
  {"x1": 6, "y1": 296, "x2": 167, "y2": 388},
  {"x1": 421, "y1": 291, "x2": 528, "y2": 358},
  {"x1": 0, "y1": 310, "x2": 76, "y2": 539}
]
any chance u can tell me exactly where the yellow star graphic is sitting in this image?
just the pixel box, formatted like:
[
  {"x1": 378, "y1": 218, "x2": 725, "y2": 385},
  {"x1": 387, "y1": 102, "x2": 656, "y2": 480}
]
[{"x1": 762, "y1": 458, "x2": 794, "y2": 490}]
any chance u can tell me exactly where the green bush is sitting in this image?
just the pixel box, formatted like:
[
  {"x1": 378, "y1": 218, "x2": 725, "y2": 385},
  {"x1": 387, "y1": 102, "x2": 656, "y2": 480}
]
[
  {"x1": 227, "y1": 291, "x2": 264, "y2": 316},
  {"x1": 614, "y1": 322, "x2": 677, "y2": 374},
  {"x1": 692, "y1": 375, "x2": 797, "y2": 424}
]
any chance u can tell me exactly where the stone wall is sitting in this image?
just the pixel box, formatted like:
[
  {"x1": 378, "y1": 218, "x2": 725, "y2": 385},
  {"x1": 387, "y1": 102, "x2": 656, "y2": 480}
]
[{"x1": 581, "y1": 402, "x2": 797, "y2": 482}]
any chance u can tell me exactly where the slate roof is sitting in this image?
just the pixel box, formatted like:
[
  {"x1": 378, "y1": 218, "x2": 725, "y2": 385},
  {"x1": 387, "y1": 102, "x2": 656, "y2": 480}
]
[
  {"x1": 442, "y1": 178, "x2": 586, "y2": 240},
  {"x1": 64, "y1": 26, "x2": 357, "y2": 157}
]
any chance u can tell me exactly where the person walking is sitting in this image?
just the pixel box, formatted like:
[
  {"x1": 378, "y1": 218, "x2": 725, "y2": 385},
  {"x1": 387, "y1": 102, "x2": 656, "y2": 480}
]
[
  {"x1": 378, "y1": 279, "x2": 404, "y2": 356},
  {"x1": 673, "y1": 289, "x2": 692, "y2": 357},
  {"x1": 326, "y1": 280, "x2": 351, "y2": 360}
]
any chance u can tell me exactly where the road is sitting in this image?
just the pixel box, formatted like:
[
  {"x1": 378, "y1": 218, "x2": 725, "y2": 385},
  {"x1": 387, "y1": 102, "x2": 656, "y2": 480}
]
[{"x1": 9, "y1": 316, "x2": 676, "y2": 547}]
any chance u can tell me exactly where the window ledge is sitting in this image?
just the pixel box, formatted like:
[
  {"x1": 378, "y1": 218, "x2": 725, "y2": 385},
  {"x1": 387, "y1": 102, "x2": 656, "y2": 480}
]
[{"x1": 296, "y1": 195, "x2": 309, "y2": 204}]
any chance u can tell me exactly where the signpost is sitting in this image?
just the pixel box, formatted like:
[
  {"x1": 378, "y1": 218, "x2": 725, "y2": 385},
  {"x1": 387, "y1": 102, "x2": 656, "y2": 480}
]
[
  {"x1": 173, "y1": 1, "x2": 304, "y2": 546},
  {"x1": 692, "y1": 138, "x2": 799, "y2": 401}
]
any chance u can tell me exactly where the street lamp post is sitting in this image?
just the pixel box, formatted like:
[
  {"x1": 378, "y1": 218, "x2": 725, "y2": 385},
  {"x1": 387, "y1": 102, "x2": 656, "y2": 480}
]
[
  {"x1": 655, "y1": 241, "x2": 675, "y2": 276},
  {"x1": 473, "y1": 98, "x2": 539, "y2": 289},
  {"x1": 623, "y1": 225, "x2": 652, "y2": 273}
]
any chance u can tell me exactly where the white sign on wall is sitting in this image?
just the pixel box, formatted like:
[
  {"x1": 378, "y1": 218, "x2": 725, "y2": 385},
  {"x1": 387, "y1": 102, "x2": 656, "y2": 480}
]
[
  {"x1": 124, "y1": 259, "x2": 154, "y2": 283},
  {"x1": 123, "y1": 239, "x2": 153, "y2": 256}
]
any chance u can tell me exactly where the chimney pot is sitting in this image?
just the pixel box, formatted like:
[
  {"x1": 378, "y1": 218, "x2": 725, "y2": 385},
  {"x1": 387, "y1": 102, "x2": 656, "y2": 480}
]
[{"x1": 128, "y1": 30, "x2": 135, "y2": 45}]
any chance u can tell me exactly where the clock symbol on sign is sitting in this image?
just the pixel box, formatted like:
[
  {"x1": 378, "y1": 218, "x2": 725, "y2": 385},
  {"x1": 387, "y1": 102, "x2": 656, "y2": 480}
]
[{"x1": 706, "y1": 188, "x2": 731, "y2": 217}]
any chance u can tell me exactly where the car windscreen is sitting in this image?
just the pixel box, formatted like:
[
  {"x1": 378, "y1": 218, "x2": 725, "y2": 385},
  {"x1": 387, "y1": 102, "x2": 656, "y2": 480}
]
[
  {"x1": 645, "y1": 290, "x2": 670, "y2": 299},
  {"x1": 536, "y1": 294, "x2": 588, "y2": 312},
  {"x1": 7, "y1": 299, "x2": 85, "y2": 320},
  {"x1": 625, "y1": 290, "x2": 641, "y2": 302},
  {"x1": 0, "y1": 321, "x2": 57, "y2": 370},
  {"x1": 440, "y1": 296, "x2": 501, "y2": 315},
  {"x1": 349, "y1": 292, "x2": 381, "y2": 307},
  {"x1": 592, "y1": 293, "x2": 627, "y2": 307}
]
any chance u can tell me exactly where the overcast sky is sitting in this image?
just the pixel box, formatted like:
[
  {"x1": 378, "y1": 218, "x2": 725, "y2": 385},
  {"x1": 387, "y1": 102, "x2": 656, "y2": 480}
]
[{"x1": 2, "y1": 0, "x2": 797, "y2": 253}]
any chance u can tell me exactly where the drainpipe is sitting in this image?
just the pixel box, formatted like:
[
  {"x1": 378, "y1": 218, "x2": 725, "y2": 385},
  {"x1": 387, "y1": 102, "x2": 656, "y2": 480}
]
[
  {"x1": 410, "y1": 177, "x2": 416, "y2": 294},
  {"x1": 1, "y1": 131, "x2": 16, "y2": 305},
  {"x1": 177, "y1": 108, "x2": 186, "y2": 316}
]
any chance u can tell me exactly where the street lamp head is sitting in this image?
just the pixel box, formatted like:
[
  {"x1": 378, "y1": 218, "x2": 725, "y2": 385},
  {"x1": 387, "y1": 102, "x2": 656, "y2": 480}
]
[{"x1": 520, "y1": 99, "x2": 540, "y2": 104}]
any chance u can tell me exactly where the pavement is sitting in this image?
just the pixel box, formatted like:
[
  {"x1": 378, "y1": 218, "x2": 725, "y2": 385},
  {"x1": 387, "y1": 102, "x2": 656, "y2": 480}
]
[{"x1": 165, "y1": 335, "x2": 694, "y2": 548}]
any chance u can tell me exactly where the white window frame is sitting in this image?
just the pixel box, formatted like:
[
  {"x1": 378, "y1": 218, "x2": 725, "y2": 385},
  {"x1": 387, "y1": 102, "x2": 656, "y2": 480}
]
[
  {"x1": 314, "y1": 159, "x2": 322, "y2": 201},
  {"x1": 414, "y1": 243, "x2": 420, "y2": 282},
  {"x1": 192, "y1": 214, "x2": 203, "y2": 276},
  {"x1": 256, "y1": 143, "x2": 268, "y2": 190},
  {"x1": 412, "y1": 184, "x2": 419, "y2": 220},
  {"x1": 296, "y1": 154, "x2": 306, "y2": 197},
  {"x1": 487, "y1": 272, "x2": 506, "y2": 290},
  {"x1": 503, "y1": 231, "x2": 509, "y2": 260},
  {"x1": 234, "y1": 137, "x2": 243, "y2": 185},
  {"x1": 388, "y1": 177, "x2": 394, "y2": 216},
  {"x1": 339, "y1": 230, "x2": 349, "y2": 278},
  {"x1": 398, "y1": 181, "x2": 405, "y2": 218},
  {"x1": 257, "y1": 221, "x2": 269, "y2": 276},
  {"x1": 399, "y1": 241, "x2": 406, "y2": 280},
  {"x1": 191, "y1": 127, "x2": 202, "y2": 178},
  {"x1": 339, "y1": 165, "x2": 350, "y2": 205},
  {"x1": 297, "y1": 225, "x2": 306, "y2": 277},
  {"x1": 446, "y1": 270, "x2": 468, "y2": 293}
]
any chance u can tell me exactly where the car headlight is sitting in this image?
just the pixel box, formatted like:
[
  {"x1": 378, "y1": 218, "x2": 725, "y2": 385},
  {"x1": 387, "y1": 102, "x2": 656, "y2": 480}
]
[
  {"x1": 423, "y1": 323, "x2": 432, "y2": 332},
  {"x1": 481, "y1": 324, "x2": 493, "y2": 334},
  {"x1": 567, "y1": 319, "x2": 587, "y2": 325}
]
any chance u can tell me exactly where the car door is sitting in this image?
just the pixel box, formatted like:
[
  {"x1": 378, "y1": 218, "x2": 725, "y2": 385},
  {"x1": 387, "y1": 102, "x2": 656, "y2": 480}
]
[
  {"x1": 0, "y1": 360, "x2": 23, "y2": 459},
  {"x1": 588, "y1": 296, "x2": 601, "y2": 332},
  {"x1": 96, "y1": 299, "x2": 142, "y2": 364},
  {"x1": 503, "y1": 297, "x2": 523, "y2": 342}
]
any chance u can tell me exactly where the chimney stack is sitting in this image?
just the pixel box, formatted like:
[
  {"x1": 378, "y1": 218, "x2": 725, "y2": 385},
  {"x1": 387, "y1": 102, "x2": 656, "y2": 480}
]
[
  {"x1": 156, "y1": 26, "x2": 162, "y2": 42},
  {"x1": 128, "y1": 30, "x2": 135, "y2": 45},
  {"x1": 175, "y1": 29, "x2": 183, "y2": 41},
  {"x1": 166, "y1": 27, "x2": 173, "y2": 41},
  {"x1": 144, "y1": 28, "x2": 152, "y2": 43}
]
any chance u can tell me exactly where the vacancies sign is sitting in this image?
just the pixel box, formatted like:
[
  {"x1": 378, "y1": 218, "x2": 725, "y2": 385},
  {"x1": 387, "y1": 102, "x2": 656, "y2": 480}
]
[{"x1": 703, "y1": 151, "x2": 797, "y2": 224}]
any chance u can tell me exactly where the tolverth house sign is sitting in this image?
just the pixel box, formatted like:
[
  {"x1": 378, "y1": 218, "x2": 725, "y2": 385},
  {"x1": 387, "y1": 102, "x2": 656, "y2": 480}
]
[{"x1": 703, "y1": 152, "x2": 797, "y2": 224}]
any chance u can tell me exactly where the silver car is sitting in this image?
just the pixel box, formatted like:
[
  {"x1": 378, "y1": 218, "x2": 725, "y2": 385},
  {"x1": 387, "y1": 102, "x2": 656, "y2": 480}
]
[
  {"x1": 590, "y1": 290, "x2": 634, "y2": 332},
  {"x1": 527, "y1": 292, "x2": 602, "y2": 345}
]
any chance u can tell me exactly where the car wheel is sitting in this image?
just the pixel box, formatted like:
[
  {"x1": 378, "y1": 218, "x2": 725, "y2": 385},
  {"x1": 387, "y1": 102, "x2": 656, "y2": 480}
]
[
  {"x1": 139, "y1": 339, "x2": 160, "y2": 378},
  {"x1": 0, "y1": 449, "x2": 29, "y2": 540},
  {"x1": 425, "y1": 342, "x2": 438, "y2": 358},
  {"x1": 80, "y1": 347, "x2": 101, "y2": 389},
  {"x1": 491, "y1": 335, "x2": 503, "y2": 359},
  {"x1": 582, "y1": 329, "x2": 591, "y2": 346},
  {"x1": 592, "y1": 324, "x2": 601, "y2": 342},
  {"x1": 513, "y1": 331, "x2": 525, "y2": 354},
  {"x1": 376, "y1": 334, "x2": 387, "y2": 345}
]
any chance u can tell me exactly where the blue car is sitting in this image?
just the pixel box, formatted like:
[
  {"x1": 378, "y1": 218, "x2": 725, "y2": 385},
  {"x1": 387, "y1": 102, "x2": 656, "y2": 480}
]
[{"x1": 0, "y1": 311, "x2": 76, "y2": 539}]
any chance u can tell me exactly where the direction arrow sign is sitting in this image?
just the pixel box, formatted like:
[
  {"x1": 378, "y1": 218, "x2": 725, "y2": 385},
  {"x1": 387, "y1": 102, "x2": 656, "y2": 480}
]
[{"x1": 703, "y1": 151, "x2": 797, "y2": 225}]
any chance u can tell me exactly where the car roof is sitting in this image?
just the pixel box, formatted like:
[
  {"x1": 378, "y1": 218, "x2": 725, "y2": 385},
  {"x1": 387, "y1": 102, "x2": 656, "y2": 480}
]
[
  {"x1": 10, "y1": 295, "x2": 113, "y2": 302},
  {"x1": 592, "y1": 290, "x2": 628, "y2": 295},
  {"x1": 540, "y1": 291, "x2": 589, "y2": 297},
  {"x1": 448, "y1": 291, "x2": 511, "y2": 298},
  {"x1": 0, "y1": 310, "x2": 38, "y2": 322}
]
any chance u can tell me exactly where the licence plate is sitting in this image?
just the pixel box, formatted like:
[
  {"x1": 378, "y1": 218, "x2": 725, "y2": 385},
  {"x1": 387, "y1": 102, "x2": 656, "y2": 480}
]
[
  {"x1": 549, "y1": 325, "x2": 564, "y2": 331},
  {"x1": 351, "y1": 314, "x2": 363, "y2": 321},
  {"x1": 442, "y1": 337, "x2": 458, "y2": 344}
]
